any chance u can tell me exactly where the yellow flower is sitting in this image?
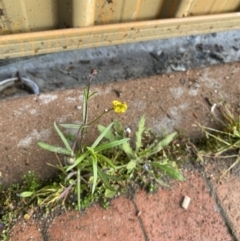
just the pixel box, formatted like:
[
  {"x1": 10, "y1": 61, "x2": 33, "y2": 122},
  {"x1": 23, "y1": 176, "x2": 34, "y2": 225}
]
[{"x1": 112, "y1": 100, "x2": 127, "y2": 113}]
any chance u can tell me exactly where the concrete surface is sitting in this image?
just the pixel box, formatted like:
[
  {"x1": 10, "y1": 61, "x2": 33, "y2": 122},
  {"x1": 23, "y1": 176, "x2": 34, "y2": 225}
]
[{"x1": 0, "y1": 62, "x2": 240, "y2": 240}]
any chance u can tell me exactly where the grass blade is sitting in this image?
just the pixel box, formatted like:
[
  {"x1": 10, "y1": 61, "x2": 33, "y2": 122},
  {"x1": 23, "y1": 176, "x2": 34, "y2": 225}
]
[
  {"x1": 92, "y1": 122, "x2": 114, "y2": 148},
  {"x1": 77, "y1": 168, "x2": 81, "y2": 211},
  {"x1": 97, "y1": 167, "x2": 115, "y2": 191},
  {"x1": 87, "y1": 147, "x2": 98, "y2": 194},
  {"x1": 98, "y1": 124, "x2": 116, "y2": 142},
  {"x1": 54, "y1": 122, "x2": 72, "y2": 152},
  {"x1": 151, "y1": 132, "x2": 177, "y2": 155},
  {"x1": 38, "y1": 142, "x2": 71, "y2": 155},
  {"x1": 91, "y1": 156, "x2": 98, "y2": 194},
  {"x1": 83, "y1": 86, "x2": 89, "y2": 123},
  {"x1": 88, "y1": 91, "x2": 98, "y2": 99},
  {"x1": 66, "y1": 152, "x2": 88, "y2": 171},
  {"x1": 152, "y1": 160, "x2": 184, "y2": 181},
  {"x1": 94, "y1": 138, "x2": 129, "y2": 152},
  {"x1": 96, "y1": 153, "x2": 116, "y2": 168},
  {"x1": 60, "y1": 123, "x2": 82, "y2": 129}
]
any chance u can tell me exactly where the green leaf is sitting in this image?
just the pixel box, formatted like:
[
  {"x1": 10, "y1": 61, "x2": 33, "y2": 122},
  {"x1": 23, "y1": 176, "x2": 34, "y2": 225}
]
[
  {"x1": 77, "y1": 169, "x2": 81, "y2": 211},
  {"x1": 38, "y1": 142, "x2": 71, "y2": 155},
  {"x1": 20, "y1": 191, "x2": 34, "y2": 198},
  {"x1": 104, "y1": 189, "x2": 117, "y2": 198},
  {"x1": 87, "y1": 147, "x2": 98, "y2": 194},
  {"x1": 92, "y1": 122, "x2": 114, "y2": 148},
  {"x1": 98, "y1": 125, "x2": 116, "y2": 142},
  {"x1": 83, "y1": 86, "x2": 89, "y2": 122},
  {"x1": 136, "y1": 116, "x2": 145, "y2": 152},
  {"x1": 152, "y1": 161, "x2": 184, "y2": 181},
  {"x1": 139, "y1": 148, "x2": 151, "y2": 158},
  {"x1": 155, "y1": 178, "x2": 170, "y2": 188},
  {"x1": 66, "y1": 152, "x2": 88, "y2": 171},
  {"x1": 103, "y1": 173, "x2": 122, "y2": 181},
  {"x1": 60, "y1": 123, "x2": 82, "y2": 129},
  {"x1": 112, "y1": 120, "x2": 124, "y2": 137},
  {"x1": 37, "y1": 197, "x2": 42, "y2": 205},
  {"x1": 126, "y1": 159, "x2": 137, "y2": 170},
  {"x1": 96, "y1": 153, "x2": 116, "y2": 168},
  {"x1": 121, "y1": 141, "x2": 134, "y2": 159},
  {"x1": 88, "y1": 91, "x2": 98, "y2": 99},
  {"x1": 97, "y1": 167, "x2": 115, "y2": 191},
  {"x1": 54, "y1": 122, "x2": 72, "y2": 152},
  {"x1": 151, "y1": 132, "x2": 177, "y2": 155},
  {"x1": 94, "y1": 138, "x2": 129, "y2": 152}
]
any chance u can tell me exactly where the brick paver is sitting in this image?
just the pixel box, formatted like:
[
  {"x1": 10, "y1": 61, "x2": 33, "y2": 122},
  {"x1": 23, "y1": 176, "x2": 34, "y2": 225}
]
[{"x1": 134, "y1": 171, "x2": 233, "y2": 241}]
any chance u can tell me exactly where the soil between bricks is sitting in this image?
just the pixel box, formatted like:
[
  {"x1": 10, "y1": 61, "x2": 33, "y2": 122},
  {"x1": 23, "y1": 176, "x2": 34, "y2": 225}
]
[{"x1": 1, "y1": 62, "x2": 240, "y2": 240}]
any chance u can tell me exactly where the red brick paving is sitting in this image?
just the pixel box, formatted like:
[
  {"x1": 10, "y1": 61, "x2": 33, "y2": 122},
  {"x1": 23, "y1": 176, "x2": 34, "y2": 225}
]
[
  {"x1": 134, "y1": 171, "x2": 232, "y2": 241},
  {"x1": 9, "y1": 219, "x2": 43, "y2": 241},
  {"x1": 213, "y1": 177, "x2": 240, "y2": 240},
  {"x1": 9, "y1": 170, "x2": 237, "y2": 241},
  {"x1": 47, "y1": 196, "x2": 144, "y2": 241}
]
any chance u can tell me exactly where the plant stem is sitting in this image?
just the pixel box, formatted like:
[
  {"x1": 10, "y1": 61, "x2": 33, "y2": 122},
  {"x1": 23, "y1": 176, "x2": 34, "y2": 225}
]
[
  {"x1": 88, "y1": 108, "x2": 113, "y2": 126},
  {"x1": 72, "y1": 70, "x2": 97, "y2": 153}
]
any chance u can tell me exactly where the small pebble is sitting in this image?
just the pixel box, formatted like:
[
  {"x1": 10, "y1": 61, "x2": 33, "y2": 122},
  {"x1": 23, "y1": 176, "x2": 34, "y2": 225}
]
[
  {"x1": 75, "y1": 106, "x2": 81, "y2": 110},
  {"x1": 125, "y1": 127, "x2": 131, "y2": 134},
  {"x1": 182, "y1": 196, "x2": 191, "y2": 209},
  {"x1": 136, "y1": 210, "x2": 142, "y2": 217},
  {"x1": 170, "y1": 63, "x2": 187, "y2": 72}
]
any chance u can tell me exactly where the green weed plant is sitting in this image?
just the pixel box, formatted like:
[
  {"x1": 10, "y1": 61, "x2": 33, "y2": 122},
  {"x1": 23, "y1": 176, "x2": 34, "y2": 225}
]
[
  {"x1": 198, "y1": 101, "x2": 240, "y2": 178},
  {"x1": 0, "y1": 70, "x2": 184, "y2": 240}
]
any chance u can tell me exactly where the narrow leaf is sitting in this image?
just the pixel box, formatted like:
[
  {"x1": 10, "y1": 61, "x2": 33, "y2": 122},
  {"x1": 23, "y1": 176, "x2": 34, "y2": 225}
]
[
  {"x1": 98, "y1": 125, "x2": 116, "y2": 142},
  {"x1": 38, "y1": 142, "x2": 71, "y2": 155},
  {"x1": 126, "y1": 159, "x2": 137, "y2": 170},
  {"x1": 112, "y1": 120, "x2": 124, "y2": 137},
  {"x1": 66, "y1": 152, "x2": 88, "y2": 171},
  {"x1": 95, "y1": 138, "x2": 129, "y2": 152},
  {"x1": 96, "y1": 153, "x2": 116, "y2": 168},
  {"x1": 83, "y1": 86, "x2": 89, "y2": 122},
  {"x1": 136, "y1": 116, "x2": 145, "y2": 152},
  {"x1": 91, "y1": 155, "x2": 98, "y2": 194},
  {"x1": 151, "y1": 132, "x2": 177, "y2": 155},
  {"x1": 88, "y1": 91, "x2": 98, "y2": 99},
  {"x1": 103, "y1": 173, "x2": 122, "y2": 181},
  {"x1": 54, "y1": 122, "x2": 72, "y2": 152},
  {"x1": 77, "y1": 169, "x2": 81, "y2": 211},
  {"x1": 20, "y1": 191, "x2": 34, "y2": 198},
  {"x1": 121, "y1": 141, "x2": 134, "y2": 159},
  {"x1": 92, "y1": 122, "x2": 114, "y2": 148},
  {"x1": 87, "y1": 147, "x2": 98, "y2": 194},
  {"x1": 152, "y1": 161, "x2": 184, "y2": 181},
  {"x1": 97, "y1": 167, "x2": 115, "y2": 191},
  {"x1": 60, "y1": 123, "x2": 83, "y2": 129}
]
